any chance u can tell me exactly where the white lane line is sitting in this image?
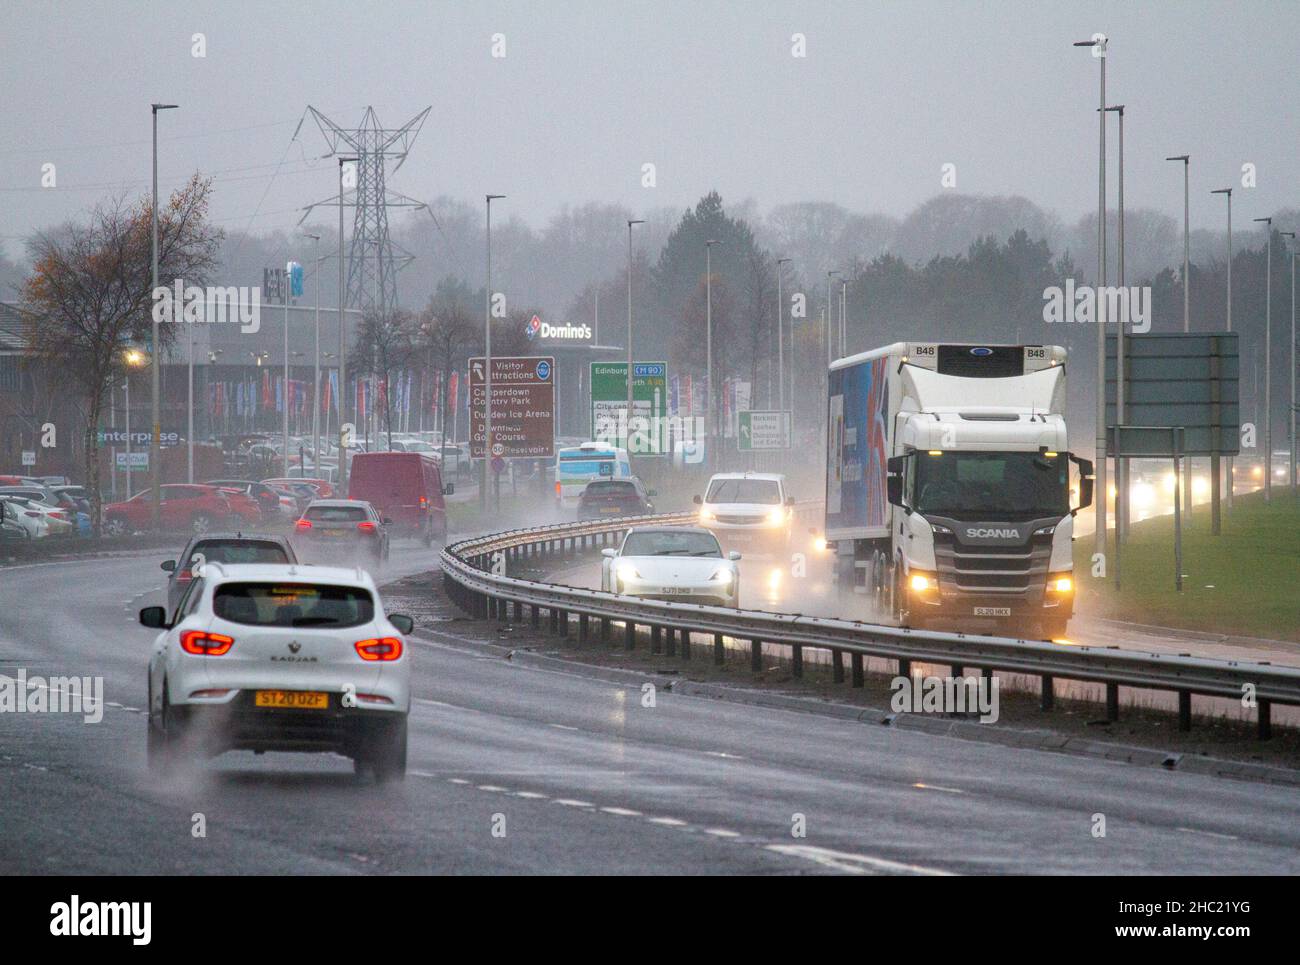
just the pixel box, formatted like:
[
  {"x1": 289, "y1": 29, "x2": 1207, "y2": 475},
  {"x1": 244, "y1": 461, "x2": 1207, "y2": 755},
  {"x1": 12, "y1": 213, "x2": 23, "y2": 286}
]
[
  {"x1": 447, "y1": 778, "x2": 470, "y2": 785},
  {"x1": 514, "y1": 791, "x2": 548, "y2": 799},
  {"x1": 409, "y1": 770, "x2": 437, "y2": 778},
  {"x1": 548, "y1": 723, "x2": 579, "y2": 731},
  {"x1": 1176, "y1": 827, "x2": 1239, "y2": 841},
  {"x1": 553, "y1": 798, "x2": 594, "y2": 808},
  {"x1": 704, "y1": 828, "x2": 742, "y2": 839},
  {"x1": 912, "y1": 782, "x2": 964, "y2": 795},
  {"x1": 599, "y1": 806, "x2": 642, "y2": 817},
  {"x1": 476, "y1": 784, "x2": 508, "y2": 792},
  {"x1": 648, "y1": 817, "x2": 688, "y2": 827},
  {"x1": 766, "y1": 844, "x2": 954, "y2": 876}
]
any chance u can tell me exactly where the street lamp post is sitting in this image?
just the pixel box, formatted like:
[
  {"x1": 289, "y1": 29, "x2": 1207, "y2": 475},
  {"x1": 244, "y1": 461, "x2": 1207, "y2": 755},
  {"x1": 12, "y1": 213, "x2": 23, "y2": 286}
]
[
  {"x1": 149, "y1": 102, "x2": 177, "y2": 530},
  {"x1": 1167, "y1": 155, "x2": 1192, "y2": 518},
  {"x1": 825, "y1": 271, "x2": 840, "y2": 369},
  {"x1": 776, "y1": 257, "x2": 791, "y2": 413},
  {"x1": 1255, "y1": 217, "x2": 1273, "y2": 501},
  {"x1": 483, "y1": 195, "x2": 505, "y2": 511},
  {"x1": 626, "y1": 219, "x2": 645, "y2": 449},
  {"x1": 1212, "y1": 187, "x2": 1233, "y2": 509},
  {"x1": 1282, "y1": 231, "x2": 1297, "y2": 494},
  {"x1": 337, "y1": 157, "x2": 355, "y2": 491},
  {"x1": 839, "y1": 277, "x2": 848, "y2": 357},
  {"x1": 1104, "y1": 105, "x2": 1128, "y2": 540},
  {"x1": 1074, "y1": 36, "x2": 1107, "y2": 556},
  {"x1": 705, "y1": 240, "x2": 720, "y2": 471}
]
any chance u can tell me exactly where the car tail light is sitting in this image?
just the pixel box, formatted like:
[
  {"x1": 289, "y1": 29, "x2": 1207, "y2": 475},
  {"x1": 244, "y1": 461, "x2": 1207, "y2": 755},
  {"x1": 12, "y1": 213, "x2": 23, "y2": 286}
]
[
  {"x1": 180, "y1": 630, "x2": 235, "y2": 656},
  {"x1": 555, "y1": 482, "x2": 562, "y2": 499},
  {"x1": 357, "y1": 521, "x2": 376, "y2": 532},
  {"x1": 418, "y1": 495, "x2": 428, "y2": 510},
  {"x1": 177, "y1": 569, "x2": 193, "y2": 582},
  {"x1": 295, "y1": 519, "x2": 312, "y2": 530},
  {"x1": 355, "y1": 637, "x2": 403, "y2": 661},
  {"x1": 355, "y1": 693, "x2": 393, "y2": 705}
]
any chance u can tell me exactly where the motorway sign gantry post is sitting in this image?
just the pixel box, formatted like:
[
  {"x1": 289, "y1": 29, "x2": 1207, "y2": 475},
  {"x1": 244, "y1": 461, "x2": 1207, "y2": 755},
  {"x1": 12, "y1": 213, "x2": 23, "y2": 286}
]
[
  {"x1": 468, "y1": 356, "x2": 555, "y2": 459},
  {"x1": 737, "y1": 410, "x2": 792, "y2": 451},
  {"x1": 590, "y1": 361, "x2": 668, "y2": 455}
]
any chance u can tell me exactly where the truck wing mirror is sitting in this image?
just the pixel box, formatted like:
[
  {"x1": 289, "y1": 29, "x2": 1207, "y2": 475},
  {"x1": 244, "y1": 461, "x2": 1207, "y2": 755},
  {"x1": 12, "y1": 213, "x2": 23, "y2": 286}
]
[
  {"x1": 886, "y1": 454, "x2": 910, "y2": 511},
  {"x1": 1068, "y1": 454, "x2": 1095, "y2": 512},
  {"x1": 692, "y1": 494, "x2": 702, "y2": 505}
]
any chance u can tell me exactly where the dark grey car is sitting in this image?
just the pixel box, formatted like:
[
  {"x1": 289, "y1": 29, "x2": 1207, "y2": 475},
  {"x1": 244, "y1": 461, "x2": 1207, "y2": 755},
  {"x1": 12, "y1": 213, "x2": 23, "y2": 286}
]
[{"x1": 160, "y1": 533, "x2": 298, "y2": 612}]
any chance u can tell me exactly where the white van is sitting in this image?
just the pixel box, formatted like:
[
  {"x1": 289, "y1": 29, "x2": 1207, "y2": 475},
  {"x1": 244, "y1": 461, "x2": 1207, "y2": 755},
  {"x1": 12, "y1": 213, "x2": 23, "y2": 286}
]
[{"x1": 555, "y1": 443, "x2": 631, "y2": 511}]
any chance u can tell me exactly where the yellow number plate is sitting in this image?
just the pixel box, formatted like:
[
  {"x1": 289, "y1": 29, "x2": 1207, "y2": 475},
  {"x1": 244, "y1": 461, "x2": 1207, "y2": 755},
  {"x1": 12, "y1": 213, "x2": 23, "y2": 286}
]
[{"x1": 254, "y1": 690, "x2": 328, "y2": 709}]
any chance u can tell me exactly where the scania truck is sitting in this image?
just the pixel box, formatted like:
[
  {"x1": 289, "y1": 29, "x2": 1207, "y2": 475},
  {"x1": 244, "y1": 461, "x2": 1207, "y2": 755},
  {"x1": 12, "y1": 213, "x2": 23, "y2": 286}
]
[{"x1": 824, "y1": 342, "x2": 1093, "y2": 639}]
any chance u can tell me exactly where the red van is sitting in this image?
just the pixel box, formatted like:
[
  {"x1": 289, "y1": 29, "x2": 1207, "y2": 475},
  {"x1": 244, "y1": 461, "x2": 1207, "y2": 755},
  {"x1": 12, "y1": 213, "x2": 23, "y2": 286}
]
[{"x1": 347, "y1": 451, "x2": 452, "y2": 544}]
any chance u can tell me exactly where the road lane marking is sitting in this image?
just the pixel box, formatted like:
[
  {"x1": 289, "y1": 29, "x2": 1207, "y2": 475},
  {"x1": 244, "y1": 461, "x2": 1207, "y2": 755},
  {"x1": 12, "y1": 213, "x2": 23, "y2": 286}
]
[
  {"x1": 600, "y1": 806, "x2": 642, "y2": 817},
  {"x1": 766, "y1": 844, "x2": 953, "y2": 876},
  {"x1": 514, "y1": 791, "x2": 548, "y2": 799},
  {"x1": 704, "y1": 828, "x2": 741, "y2": 838},
  {"x1": 554, "y1": 798, "x2": 594, "y2": 808},
  {"x1": 648, "y1": 817, "x2": 687, "y2": 827},
  {"x1": 1176, "y1": 827, "x2": 1239, "y2": 841},
  {"x1": 912, "y1": 782, "x2": 964, "y2": 794},
  {"x1": 477, "y1": 784, "x2": 508, "y2": 792}
]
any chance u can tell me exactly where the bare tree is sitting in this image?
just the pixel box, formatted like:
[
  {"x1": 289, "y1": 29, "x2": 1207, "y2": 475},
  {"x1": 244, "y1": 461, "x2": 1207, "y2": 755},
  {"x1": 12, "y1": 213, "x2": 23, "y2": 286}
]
[
  {"x1": 21, "y1": 176, "x2": 221, "y2": 536},
  {"x1": 353, "y1": 306, "x2": 420, "y2": 450},
  {"x1": 418, "y1": 276, "x2": 478, "y2": 443}
]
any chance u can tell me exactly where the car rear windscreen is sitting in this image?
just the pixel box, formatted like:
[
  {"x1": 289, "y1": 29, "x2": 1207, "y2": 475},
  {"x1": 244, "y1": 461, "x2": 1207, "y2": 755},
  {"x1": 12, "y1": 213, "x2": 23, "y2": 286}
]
[
  {"x1": 213, "y1": 583, "x2": 374, "y2": 628},
  {"x1": 584, "y1": 481, "x2": 636, "y2": 496},
  {"x1": 188, "y1": 540, "x2": 289, "y2": 566},
  {"x1": 305, "y1": 505, "x2": 367, "y2": 522}
]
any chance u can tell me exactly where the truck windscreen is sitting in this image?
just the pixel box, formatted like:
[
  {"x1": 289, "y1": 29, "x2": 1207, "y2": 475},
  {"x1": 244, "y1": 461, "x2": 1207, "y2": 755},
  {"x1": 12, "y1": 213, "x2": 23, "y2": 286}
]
[{"x1": 913, "y1": 451, "x2": 1068, "y2": 519}]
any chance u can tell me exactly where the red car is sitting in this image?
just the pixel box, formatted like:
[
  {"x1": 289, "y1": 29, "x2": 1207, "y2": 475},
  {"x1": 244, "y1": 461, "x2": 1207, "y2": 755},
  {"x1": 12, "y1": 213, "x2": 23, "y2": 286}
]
[
  {"x1": 263, "y1": 477, "x2": 335, "y2": 499},
  {"x1": 102, "y1": 484, "x2": 235, "y2": 537},
  {"x1": 211, "y1": 486, "x2": 264, "y2": 526}
]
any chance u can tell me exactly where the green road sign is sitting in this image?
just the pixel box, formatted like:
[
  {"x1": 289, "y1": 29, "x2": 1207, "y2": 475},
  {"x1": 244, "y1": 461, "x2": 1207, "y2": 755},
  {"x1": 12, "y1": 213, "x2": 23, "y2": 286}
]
[
  {"x1": 590, "y1": 361, "x2": 668, "y2": 455},
  {"x1": 738, "y1": 410, "x2": 791, "y2": 451}
]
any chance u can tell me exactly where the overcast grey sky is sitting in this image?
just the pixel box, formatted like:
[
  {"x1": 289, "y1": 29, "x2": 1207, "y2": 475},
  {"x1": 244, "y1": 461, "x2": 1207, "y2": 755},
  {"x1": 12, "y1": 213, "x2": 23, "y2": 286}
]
[{"x1": 2, "y1": 0, "x2": 1297, "y2": 259}]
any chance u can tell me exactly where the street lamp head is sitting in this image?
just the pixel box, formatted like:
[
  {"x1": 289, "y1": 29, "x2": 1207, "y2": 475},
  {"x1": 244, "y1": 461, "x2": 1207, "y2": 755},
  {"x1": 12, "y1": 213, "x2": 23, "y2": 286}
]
[
  {"x1": 1072, "y1": 39, "x2": 1101, "y2": 47},
  {"x1": 1101, "y1": 104, "x2": 1124, "y2": 113},
  {"x1": 628, "y1": 219, "x2": 645, "y2": 228},
  {"x1": 1211, "y1": 188, "x2": 1232, "y2": 196},
  {"x1": 487, "y1": 194, "x2": 506, "y2": 202},
  {"x1": 1165, "y1": 155, "x2": 1189, "y2": 163},
  {"x1": 123, "y1": 348, "x2": 146, "y2": 367},
  {"x1": 152, "y1": 103, "x2": 179, "y2": 112},
  {"x1": 1254, "y1": 217, "x2": 1272, "y2": 225},
  {"x1": 705, "y1": 239, "x2": 720, "y2": 247},
  {"x1": 777, "y1": 257, "x2": 792, "y2": 265}
]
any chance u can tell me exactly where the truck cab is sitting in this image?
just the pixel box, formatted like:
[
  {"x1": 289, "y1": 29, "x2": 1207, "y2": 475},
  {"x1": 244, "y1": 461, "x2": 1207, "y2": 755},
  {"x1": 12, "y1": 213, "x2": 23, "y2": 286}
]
[{"x1": 826, "y1": 342, "x2": 1093, "y2": 639}]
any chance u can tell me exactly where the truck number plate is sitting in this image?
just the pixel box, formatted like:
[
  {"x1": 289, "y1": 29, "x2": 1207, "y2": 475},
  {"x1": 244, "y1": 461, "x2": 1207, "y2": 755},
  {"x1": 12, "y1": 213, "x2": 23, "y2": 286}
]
[{"x1": 974, "y1": 607, "x2": 1011, "y2": 617}]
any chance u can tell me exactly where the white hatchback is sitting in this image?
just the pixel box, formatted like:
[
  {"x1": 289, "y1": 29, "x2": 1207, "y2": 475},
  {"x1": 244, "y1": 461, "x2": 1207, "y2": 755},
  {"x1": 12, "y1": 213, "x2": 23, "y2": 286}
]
[
  {"x1": 601, "y1": 526, "x2": 741, "y2": 607},
  {"x1": 140, "y1": 562, "x2": 413, "y2": 780}
]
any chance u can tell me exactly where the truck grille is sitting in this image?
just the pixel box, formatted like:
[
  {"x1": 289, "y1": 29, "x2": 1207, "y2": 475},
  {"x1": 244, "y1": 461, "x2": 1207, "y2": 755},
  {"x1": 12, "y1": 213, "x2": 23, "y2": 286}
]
[{"x1": 932, "y1": 534, "x2": 1052, "y2": 594}]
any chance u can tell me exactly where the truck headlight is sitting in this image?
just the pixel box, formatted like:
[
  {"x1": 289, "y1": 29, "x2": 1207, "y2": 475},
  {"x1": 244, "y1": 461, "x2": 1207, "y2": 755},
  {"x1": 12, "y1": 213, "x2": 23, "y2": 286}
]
[
  {"x1": 1047, "y1": 572, "x2": 1073, "y2": 593},
  {"x1": 699, "y1": 508, "x2": 716, "y2": 522},
  {"x1": 909, "y1": 571, "x2": 937, "y2": 592}
]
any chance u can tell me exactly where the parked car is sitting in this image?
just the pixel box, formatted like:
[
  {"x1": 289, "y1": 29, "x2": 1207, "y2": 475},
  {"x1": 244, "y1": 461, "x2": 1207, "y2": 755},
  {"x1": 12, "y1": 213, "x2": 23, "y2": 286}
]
[
  {"x1": 102, "y1": 484, "x2": 235, "y2": 537},
  {"x1": 140, "y1": 563, "x2": 413, "y2": 779},
  {"x1": 0, "y1": 498, "x2": 38, "y2": 540},
  {"x1": 263, "y1": 477, "x2": 335, "y2": 500},
  {"x1": 577, "y1": 478, "x2": 656, "y2": 518},
  {"x1": 600, "y1": 526, "x2": 741, "y2": 607},
  {"x1": 160, "y1": 533, "x2": 298, "y2": 611},
  {"x1": 347, "y1": 451, "x2": 451, "y2": 545},
  {"x1": 203, "y1": 479, "x2": 284, "y2": 521},
  {"x1": 211, "y1": 487, "x2": 264, "y2": 527},
  {"x1": 292, "y1": 499, "x2": 390, "y2": 566},
  {"x1": 0, "y1": 494, "x2": 73, "y2": 537}
]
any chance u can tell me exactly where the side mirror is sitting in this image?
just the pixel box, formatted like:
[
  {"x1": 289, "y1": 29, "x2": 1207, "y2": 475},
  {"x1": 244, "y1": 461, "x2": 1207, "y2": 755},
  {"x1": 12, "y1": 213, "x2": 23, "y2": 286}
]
[
  {"x1": 728, "y1": 550, "x2": 742, "y2": 561},
  {"x1": 886, "y1": 454, "x2": 909, "y2": 511},
  {"x1": 138, "y1": 606, "x2": 169, "y2": 629},
  {"x1": 647, "y1": 489, "x2": 657, "y2": 497},
  {"x1": 601, "y1": 548, "x2": 617, "y2": 559},
  {"x1": 160, "y1": 559, "x2": 176, "y2": 572},
  {"x1": 785, "y1": 495, "x2": 795, "y2": 507},
  {"x1": 1069, "y1": 454, "x2": 1095, "y2": 512},
  {"x1": 692, "y1": 494, "x2": 702, "y2": 505},
  {"x1": 382, "y1": 517, "x2": 393, "y2": 526},
  {"x1": 443, "y1": 483, "x2": 455, "y2": 496},
  {"x1": 388, "y1": 613, "x2": 415, "y2": 635}
]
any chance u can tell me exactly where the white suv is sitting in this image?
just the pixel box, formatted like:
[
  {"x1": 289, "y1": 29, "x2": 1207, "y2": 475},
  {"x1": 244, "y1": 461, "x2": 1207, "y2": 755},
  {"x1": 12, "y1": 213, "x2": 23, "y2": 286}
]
[
  {"x1": 141, "y1": 562, "x2": 413, "y2": 781},
  {"x1": 693, "y1": 472, "x2": 794, "y2": 554}
]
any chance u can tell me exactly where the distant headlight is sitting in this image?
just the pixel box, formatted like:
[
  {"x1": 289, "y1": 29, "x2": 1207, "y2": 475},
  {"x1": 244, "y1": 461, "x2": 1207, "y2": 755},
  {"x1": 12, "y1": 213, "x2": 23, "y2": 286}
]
[
  {"x1": 1047, "y1": 572, "x2": 1073, "y2": 593},
  {"x1": 766, "y1": 508, "x2": 787, "y2": 526},
  {"x1": 616, "y1": 563, "x2": 642, "y2": 582},
  {"x1": 709, "y1": 567, "x2": 734, "y2": 585},
  {"x1": 699, "y1": 508, "x2": 716, "y2": 522},
  {"x1": 909, "y1": 572, "x2": 936, "y2": 592}
]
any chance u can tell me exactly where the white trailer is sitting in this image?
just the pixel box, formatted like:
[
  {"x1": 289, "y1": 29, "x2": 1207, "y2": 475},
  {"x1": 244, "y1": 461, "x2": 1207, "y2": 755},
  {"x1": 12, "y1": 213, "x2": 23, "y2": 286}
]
[{"x1": 824, "y1": 342, "x2": 1093, "y2": 638}]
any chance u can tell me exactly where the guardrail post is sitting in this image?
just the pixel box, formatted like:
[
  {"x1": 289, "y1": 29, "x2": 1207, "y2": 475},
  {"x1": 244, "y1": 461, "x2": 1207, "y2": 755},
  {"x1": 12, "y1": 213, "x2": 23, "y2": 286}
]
[
  {"x1": 1258, "y1": 700, "x2": 1272, "y2": 740},
  {"x1": 898, "y1": 658, "x2": 911, "y2": 680},
  {"x1": 714, "y1": 633, "x2": 725, "y2": 665},
  {"x1": 625, "y1": 620, "x2": 636, "y2": 650},
  {"x1": 1178, "y1": 692, "x2": 1192, "y2": 732},
  {"x1": 680, "y1": 629, "x2": 691, "y2": 661},
  {"x1": 498, "y1": 599, "x2": 509, "y2": 623},
  {"x1": 600, "y1": 617, "x2": 610, "y2": 643},
  {"x1": 791, "y1": 644, "x2": 803, "y2": 678},
  {"x1": 851, "y1": 653, "x2": 864, "y2": 688},
  {"x1": 651, "y1": 625, "x2": 662, "y2": 654},
  {"x1": 530, "y1": 604, "x2": 540, "y2": 629},
  {"x1": 666, "y1": 627, "x2": 678, "y2": 657},
  {"x1": 1106, "y1": 683, "x2": 1119, "y2": 722},
  {"x1": 549, "y1": 608, "x2": 559, "y2": 634},
  {"x1": 831, "y1": 651, "x2": 844, "y2": 683},
  {"x1": 750, "y1": 639, "x2": 762, "y2": 673},
  {"x1": 558, "y1": 610, "x2": 569, "y2": 638},
  {"x1": 1041, "y1": 675, "x2": 1054, "y2": 711},
  {"x1": 578, "y1": 613, "x2": 589, "y2": 644}
]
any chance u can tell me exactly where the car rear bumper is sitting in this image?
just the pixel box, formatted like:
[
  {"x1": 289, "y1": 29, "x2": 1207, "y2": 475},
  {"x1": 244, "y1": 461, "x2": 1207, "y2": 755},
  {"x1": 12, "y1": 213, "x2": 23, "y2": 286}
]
[{"x1": 170, "y1": 691, "x2": 405, "y2": 755}]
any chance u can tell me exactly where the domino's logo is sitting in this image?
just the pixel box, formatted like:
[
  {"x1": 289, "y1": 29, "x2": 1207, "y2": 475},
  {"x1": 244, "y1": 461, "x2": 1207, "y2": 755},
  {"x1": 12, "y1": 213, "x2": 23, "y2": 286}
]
[{"x1": 524, "y1": 315, "x2": 542, "y2": 340}]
